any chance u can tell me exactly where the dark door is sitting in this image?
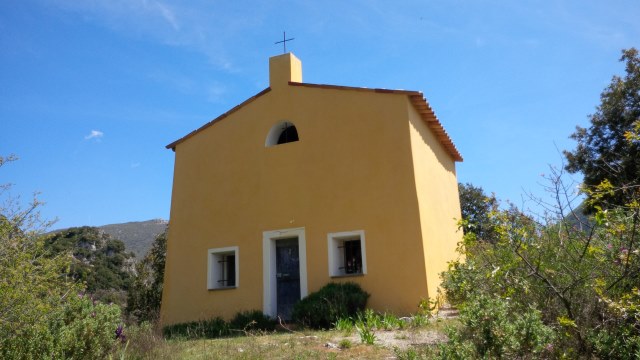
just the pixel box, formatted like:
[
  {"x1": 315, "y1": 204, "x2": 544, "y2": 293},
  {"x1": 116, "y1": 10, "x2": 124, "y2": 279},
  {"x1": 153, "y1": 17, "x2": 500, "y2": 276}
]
[{"x1": 276, "y1": 238, "x2": 301, "y2": 320}]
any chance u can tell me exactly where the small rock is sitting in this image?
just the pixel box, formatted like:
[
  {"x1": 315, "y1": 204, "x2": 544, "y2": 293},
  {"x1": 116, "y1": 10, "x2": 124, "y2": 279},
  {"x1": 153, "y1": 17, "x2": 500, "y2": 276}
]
[{"x1": 324, "y1": 342, "x2": 338, "y2": 349}]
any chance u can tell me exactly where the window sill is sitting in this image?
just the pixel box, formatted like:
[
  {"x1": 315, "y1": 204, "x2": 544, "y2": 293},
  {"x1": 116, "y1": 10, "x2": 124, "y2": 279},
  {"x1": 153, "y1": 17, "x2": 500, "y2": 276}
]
[
  {"x1": 208, "y1": 286, "x2": 237, "y2": 291},
  {"x1": 330, "y1": 273, "x2": 365, "y2": 279}
]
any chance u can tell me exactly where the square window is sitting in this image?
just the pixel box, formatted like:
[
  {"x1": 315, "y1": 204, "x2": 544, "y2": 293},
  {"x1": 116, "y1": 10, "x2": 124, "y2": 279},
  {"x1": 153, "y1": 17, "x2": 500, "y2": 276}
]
[
  {"x1": 207, "y1": 246, "x2": 239, "y2": 290},
  {"x1": 328, "y1": 231, "x2": 367, "y2": 277}
]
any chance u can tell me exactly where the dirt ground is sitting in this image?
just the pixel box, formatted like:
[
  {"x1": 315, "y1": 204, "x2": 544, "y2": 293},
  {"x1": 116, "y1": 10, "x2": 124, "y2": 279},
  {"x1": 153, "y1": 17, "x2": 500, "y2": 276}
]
[
  {"x1": 299, "y1": 309, "x2": 458, "y2": 353},
  {"x1": 324, "y1": 327, "x2": 447, "y2": 350}
]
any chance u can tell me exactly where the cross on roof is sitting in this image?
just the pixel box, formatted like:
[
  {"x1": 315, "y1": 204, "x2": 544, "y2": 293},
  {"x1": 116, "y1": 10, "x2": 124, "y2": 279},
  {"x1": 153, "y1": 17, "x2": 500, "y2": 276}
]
[{"x1": 274, "y1": 31, "x2": 294, "y2": 54}]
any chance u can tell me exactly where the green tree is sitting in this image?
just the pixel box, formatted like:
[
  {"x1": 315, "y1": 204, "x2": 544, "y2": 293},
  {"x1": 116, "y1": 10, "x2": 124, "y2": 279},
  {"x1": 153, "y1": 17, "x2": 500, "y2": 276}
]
[
  {"x1": 564, "y1": 48, "x2": 640, "y2": 210},
  {"x1": 0, "y1": 155, "x2": 122, "y2": 359},
  {"x1": 441, "y1": 168, "x2": 640, "y2": 358},
  {"x1": 126, "y1": 229, "x2": 167, "y2": 322},
  {"x1": 458, "y1": 182, "x2": 499, "y2": 243}
]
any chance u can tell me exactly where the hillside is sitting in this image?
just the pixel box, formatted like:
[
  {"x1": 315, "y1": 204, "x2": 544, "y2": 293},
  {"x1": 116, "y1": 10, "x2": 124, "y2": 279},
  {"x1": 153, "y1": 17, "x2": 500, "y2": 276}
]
[
  {"x1": 51, "y1": 219, "x2": 168, "y2": 260},
  {"x1": 44, "y1": 226, "x2": 135, "y2": 306},
  {"x1": 99, "y1": 219, "x2": 168, "y2": 259}
]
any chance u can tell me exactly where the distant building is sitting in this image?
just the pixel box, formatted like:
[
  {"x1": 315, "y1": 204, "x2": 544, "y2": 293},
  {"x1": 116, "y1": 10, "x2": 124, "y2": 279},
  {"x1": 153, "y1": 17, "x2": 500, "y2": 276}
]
[{"x1": 161, "y1": 53, "x2": 463, "y2": 325}]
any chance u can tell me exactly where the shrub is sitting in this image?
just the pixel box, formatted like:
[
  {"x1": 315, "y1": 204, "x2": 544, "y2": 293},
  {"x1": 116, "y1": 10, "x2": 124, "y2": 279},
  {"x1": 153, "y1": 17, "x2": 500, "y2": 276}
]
[
  {"x1": 590, "y1": 329, "x2": 640, "y2": 360},
  {"x1": 338, "y1": 338, "x2": 352, "y2": 349},
  {"x1": 162, "y1": 310, "x2": 274, "y2": 339},
  {"x1": 333, "y1": 317, "x2": 354, "y2": 333},
  {"x1": 292, "y1": 282, "x2": 369, "y2": 329},
  {"x1": 393, "y1": 347, "x2": 420, "y2": 360},
  {"x1": 229, "y1": 310, "x2": 276, "y2": 333},
  {"x1": 356, "y1": 321, "x2": 376, "y2": 345},
  {"x1": 409, "y1": 313, "x2": 430, "y2": 328},
  {"x1": 115, "y1": 322, "x2": 165, "y2": 359},
  {"x1": 335, "y1": 310, "x2": 408, "y2": 333},
  {"x1": 1, "y1": 292, "x2": 122, "y2": 359},
  {"x1": 442, "y1": 171, "x2": 640, "y2": 357},
  {"x1": 0, "y1": 167, "x2": 122, "y2": 360},
  {"x1": 162, "y1": 317, "x2": 229, "y2": 339},
  {"x1": 380, "y1": 312, "x2": 401, "y2": 330},
  {"x1": 436, "y1": 295, "x2": 554, "y2": 359},
  {"x1": 51, "y1": 295, "x2": 123, "y2": 359},
  {"x1": 360, "y1": 308, "x2": 382, "y2": 329},
  {"x1": 588, "y1": 294, "x2": 640, "y2": 360}
]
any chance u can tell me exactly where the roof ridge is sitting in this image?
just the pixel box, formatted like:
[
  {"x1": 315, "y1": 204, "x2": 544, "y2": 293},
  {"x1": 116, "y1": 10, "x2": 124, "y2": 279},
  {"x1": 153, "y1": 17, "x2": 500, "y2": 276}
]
[
  {"x1": 166, "y1": 82, "x2": 462, "y2": 162},
  {"x1": 288, "y1": 81, "x2": 422, "y2": 95},
  {"x1": 289, "y1": 82, "x2": 462, "y2": 161},
  {"x1": 166, "y1": 88, "x2": 271, "y2": 150}
]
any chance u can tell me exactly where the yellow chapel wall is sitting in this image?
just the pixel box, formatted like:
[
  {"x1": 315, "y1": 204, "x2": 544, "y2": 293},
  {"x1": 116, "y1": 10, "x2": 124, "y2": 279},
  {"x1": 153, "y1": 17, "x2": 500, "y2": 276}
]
[
  {"x1": 407, "y1": 102, "x2": 463, "y2": 306},
  {"x1": 161, "y1": 84, "x2": 451, "y2": 325}
]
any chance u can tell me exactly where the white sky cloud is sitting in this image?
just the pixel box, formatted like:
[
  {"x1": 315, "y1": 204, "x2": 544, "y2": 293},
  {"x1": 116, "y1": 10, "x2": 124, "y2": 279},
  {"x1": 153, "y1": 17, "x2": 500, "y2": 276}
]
[
  {"x1": 207, "y1": 83, "x2": 227, "y2": 103},
  {"x1": 156, "y1": 2, "x2": 179, "y2": 31},
  {"x1": 84, "y1": 130, "x2": 104, "y2": 140},
  {"x1": 49, "y1": 0, "x2": 245, "y2": 71}
]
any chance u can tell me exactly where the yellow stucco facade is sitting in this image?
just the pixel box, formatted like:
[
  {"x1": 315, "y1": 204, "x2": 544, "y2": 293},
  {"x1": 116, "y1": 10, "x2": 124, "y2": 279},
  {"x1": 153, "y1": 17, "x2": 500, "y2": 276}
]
[{"x1": 161, "y1": 53, "x2": 463, "y2": 326}]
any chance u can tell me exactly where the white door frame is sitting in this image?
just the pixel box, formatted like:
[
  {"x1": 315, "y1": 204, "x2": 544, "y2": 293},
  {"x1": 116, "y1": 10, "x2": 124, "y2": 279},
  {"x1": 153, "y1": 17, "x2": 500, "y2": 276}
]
[{"x1": 262, "y1": 227, "x2": 308, "y2": 318}]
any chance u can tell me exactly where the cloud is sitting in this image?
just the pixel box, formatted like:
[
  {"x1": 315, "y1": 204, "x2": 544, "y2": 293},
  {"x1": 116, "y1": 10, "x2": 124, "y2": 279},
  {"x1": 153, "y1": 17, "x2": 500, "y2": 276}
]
[
  {"x1": 52, "y1": 0, "x2": 180, "y2": 31},
  {"x1": 207, "y1": 83, "x2": 227, "y2": 103},
  {"x1": 84, "y1": 130, "x2": 104, "y2": 140},
  {"x1": 49, "y1": 0, "x2": 238, "y2": 71},
  {"x1": 156, "y1": 2, "x2": 179, "y2": 31}
]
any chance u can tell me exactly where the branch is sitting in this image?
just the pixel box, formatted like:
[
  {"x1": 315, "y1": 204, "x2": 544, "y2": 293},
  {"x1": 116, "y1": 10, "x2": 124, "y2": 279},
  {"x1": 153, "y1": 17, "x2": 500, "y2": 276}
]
[{"x1": 514, "y1": 244, "x2": 575, "y2": 320}]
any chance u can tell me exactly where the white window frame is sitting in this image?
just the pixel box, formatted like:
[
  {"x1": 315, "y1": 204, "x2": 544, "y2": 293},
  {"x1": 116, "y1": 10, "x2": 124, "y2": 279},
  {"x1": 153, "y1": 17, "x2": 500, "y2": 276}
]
[
  {"x1": 328, "y1": 230, "x2": 367, "y2": 277},
  {"x1": 207, "y1": 246, "x2": 239, "y2": 290}
]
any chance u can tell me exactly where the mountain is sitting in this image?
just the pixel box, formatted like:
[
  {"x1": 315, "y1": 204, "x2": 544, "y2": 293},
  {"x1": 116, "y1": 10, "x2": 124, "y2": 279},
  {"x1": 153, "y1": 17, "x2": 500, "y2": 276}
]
[
  {"x1": 51, "y1": 219, "x2": 168, "y2": 260},
  {"x1": 98, "y1": 219, "x2": 168, "y2": 259},
  {"x1": 44, "y1": 226, "x2": 135, "y2": 305}
]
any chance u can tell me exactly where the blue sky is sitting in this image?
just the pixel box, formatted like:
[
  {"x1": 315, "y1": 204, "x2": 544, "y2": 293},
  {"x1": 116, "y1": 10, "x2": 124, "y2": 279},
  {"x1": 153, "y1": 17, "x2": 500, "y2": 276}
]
[{"x1": 1, "y1": 0, "x2": 639, "y2": 229}]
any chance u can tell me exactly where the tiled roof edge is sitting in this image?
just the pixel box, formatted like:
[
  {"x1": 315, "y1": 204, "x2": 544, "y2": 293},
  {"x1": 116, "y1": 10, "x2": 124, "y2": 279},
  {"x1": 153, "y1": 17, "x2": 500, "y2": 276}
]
[
  {"x1": 408, "y1": 94, "x2": 463, "y2": 162},
  {"x1": 166, "y1": 87, "x2": 271, "y2": 150},
  {"x1": 290, "y1": 82, "x2": 463, "y2": 162}
]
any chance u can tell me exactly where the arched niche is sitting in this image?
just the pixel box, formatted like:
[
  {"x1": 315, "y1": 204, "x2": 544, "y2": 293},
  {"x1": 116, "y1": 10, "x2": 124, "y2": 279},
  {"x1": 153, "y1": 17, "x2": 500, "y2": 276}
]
[{"x1": 265, "y1": 121, "x2": 299, "y2": 147}]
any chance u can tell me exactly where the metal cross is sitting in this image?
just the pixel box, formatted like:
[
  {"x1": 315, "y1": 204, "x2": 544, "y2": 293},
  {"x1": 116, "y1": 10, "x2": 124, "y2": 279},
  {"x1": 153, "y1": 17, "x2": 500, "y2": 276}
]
[{"x1": 275, "y1": 31, "x2": 294, "y2": 53}]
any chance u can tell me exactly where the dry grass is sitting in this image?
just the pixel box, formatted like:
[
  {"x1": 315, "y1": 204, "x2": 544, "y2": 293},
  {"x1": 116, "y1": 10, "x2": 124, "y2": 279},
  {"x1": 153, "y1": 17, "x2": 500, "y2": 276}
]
[{"x1": 119, "y1": 318, "x2": 455, "y2": 359}]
